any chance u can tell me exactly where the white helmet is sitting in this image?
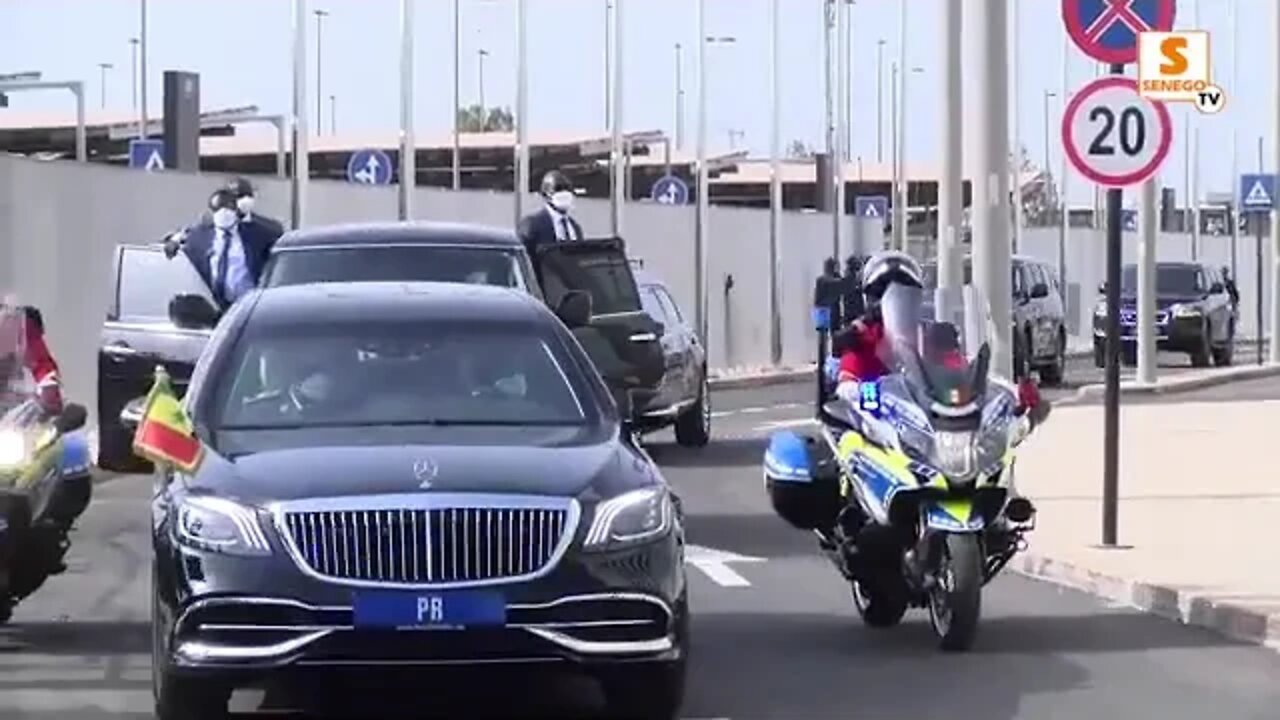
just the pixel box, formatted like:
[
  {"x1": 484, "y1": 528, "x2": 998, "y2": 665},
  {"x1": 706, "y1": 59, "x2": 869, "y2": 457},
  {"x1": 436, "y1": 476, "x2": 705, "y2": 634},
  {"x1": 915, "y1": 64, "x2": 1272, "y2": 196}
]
[{"x1": 860, "y1": 250, "x2": 923, "y2": 308}]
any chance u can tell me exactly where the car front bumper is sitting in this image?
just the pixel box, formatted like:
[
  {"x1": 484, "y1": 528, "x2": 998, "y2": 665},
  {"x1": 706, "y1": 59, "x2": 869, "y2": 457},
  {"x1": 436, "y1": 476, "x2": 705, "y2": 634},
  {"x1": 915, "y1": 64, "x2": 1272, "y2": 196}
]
[
  {"x1": 155, "y1": 529, "x2": 687, "y2": 678},
  {"x1": 1092, "y1": 312, "x2": 1206, "y2": 351}
]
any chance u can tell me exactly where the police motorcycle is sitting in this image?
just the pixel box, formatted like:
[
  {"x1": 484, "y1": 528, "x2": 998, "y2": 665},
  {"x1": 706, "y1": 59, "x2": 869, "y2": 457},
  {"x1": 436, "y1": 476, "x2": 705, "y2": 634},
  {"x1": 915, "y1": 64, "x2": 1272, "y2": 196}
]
[
  {"x1": 764, "y1": 284, "x2": 1046, "y2": 651},
  {"x1": 0, "y1": 305, "x2": 91, "y2": 624}
]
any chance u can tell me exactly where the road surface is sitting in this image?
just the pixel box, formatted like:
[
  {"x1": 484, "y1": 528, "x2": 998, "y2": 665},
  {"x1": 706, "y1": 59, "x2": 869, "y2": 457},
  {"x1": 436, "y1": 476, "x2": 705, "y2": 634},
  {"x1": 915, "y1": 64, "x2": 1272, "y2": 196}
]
[{"x1": 3, "y1": 376, "x2": 1280, "y2": 719}]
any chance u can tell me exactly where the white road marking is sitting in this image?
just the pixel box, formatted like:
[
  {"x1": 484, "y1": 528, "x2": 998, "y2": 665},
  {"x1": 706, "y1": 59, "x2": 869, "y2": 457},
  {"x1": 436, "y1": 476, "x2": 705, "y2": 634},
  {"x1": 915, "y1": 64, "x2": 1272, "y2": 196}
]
[
  {"x1": 686, "y1": 544, "x2": 766, "y2": 587},
  {"x1": 757, "y1": 418, "x2": 817, "y2": 431}
]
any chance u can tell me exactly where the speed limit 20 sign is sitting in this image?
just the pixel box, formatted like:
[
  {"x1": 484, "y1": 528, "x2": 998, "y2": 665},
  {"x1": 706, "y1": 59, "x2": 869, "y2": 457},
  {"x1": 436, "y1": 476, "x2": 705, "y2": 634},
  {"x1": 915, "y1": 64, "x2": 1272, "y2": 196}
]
[{"x1": 1062, "y1": 76, "x2": 1173, "y2": 188}]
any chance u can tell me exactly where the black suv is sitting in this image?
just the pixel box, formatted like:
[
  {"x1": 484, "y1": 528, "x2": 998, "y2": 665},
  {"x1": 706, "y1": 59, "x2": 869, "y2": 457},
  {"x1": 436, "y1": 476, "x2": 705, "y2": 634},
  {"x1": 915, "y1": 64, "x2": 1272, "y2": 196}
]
[
  {"x1": 633, "y1": 267, "x2": 710, "y2": 445},
  {"x1": 921, "y1": 256, "x2": 1068, "y2": 385},
  {"x1": 1092, "y1": 261, "x2": 1236, "y2": 367},
  {"x1": 96, "y1": 223, "x2": 708, "y2": 470}
]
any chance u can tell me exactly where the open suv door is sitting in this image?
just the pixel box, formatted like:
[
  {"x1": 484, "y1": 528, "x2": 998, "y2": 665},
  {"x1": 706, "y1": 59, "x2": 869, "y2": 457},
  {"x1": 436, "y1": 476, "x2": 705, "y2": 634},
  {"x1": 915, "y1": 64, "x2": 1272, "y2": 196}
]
[
  {"x1": 96, "y1": 245, "x2": 218, "y2": 471},
  {"x1": 532, "y1": 239, "x2": 666, "y2": 418}
]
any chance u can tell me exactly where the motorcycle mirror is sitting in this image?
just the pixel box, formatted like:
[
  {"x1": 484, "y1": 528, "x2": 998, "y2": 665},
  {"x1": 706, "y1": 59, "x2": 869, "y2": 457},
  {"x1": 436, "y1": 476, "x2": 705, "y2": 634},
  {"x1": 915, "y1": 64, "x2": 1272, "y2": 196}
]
[
  {"x1": 119, "y1": 396, "x2": 147, "y2": 431},
  {"x1": 55, "y1": 403, "x2": 88, "y2": 434}
]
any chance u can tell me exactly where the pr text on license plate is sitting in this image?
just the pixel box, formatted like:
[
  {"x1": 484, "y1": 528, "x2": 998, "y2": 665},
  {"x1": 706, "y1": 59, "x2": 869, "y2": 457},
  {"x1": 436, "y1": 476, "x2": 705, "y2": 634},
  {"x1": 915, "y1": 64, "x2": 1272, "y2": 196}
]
[{"x1": 352, "y1": 590, "x2": 507, "y2": 629}]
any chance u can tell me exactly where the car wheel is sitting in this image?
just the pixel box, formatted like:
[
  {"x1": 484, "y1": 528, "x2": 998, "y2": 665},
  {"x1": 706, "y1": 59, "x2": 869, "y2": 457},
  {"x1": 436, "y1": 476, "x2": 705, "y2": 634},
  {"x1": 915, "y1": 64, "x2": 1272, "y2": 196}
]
[
  {"x1": 95, "y1": 416, "x2": 150, "y2": 473},
  {"x1": 1039, "y1": 329, "x2": 1067, "y2": 386},
  {"x1": 152, "y1": 582, "x2": 229, "y2": 720},
  {"x1": 599, "y1": 659, "x2": 687, "y2": 720},
  {"x1": 674, "y1": 372, "x2": 711, "y2": 448},
  {"x1": 1212, "y1": 322, "x2": 1234, "y2": 366},
  {"x1": 1190, "y1": 324, "x2": 1212, "y2": 367}
]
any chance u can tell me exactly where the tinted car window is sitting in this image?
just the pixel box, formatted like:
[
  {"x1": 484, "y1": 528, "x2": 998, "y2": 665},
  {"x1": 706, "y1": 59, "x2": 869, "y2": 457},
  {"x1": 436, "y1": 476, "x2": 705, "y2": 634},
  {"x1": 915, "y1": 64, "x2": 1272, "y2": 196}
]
[
  {"x1": 214, "y1": 321, "x2": 589, "y2": 430},
  {"x1": 640, "y1": 287, "x2": 668, "y2": 325},
  {"x1": 1121, "y1": 265, "x2": 1202, "y2": 295},
  {"x1": 117, "y1": 247, "x2": 212, "y2": 321},
  {"x1": 538, "y1": 251, "x2": 642, "y2": 316},
  {"x1": 264, "y1": 246, "x2": 527, "y2": 290}
]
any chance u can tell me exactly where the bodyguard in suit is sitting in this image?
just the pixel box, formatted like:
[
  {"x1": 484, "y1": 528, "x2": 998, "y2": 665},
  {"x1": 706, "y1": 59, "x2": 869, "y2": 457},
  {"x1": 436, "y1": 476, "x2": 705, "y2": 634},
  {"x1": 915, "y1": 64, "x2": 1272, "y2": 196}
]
[
  {"x1": 518, "y1": 170, "x2": 584, "y2": 256},
  {"x1": 163, "y1": 188, "x2": 279, "y2": 310}
]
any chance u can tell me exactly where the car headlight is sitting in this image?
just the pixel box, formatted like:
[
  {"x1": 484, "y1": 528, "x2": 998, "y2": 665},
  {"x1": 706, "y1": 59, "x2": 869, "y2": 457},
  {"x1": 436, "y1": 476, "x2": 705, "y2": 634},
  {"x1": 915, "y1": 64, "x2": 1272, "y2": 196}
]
[
  {"x1": 1171, "y1": 303, "x2": 1201, "y2": 318},
  {"x1": 583, "y1": 487, "x2": 674, "y2": 549},
  {"x1": 0, "y1": 431, "x2": 27, "y2": 468},
  {"x1": 174, "y1": 496, "x2": 271, "y2": 556},
  {"x1": 932, "y1": 431, "x2": 977, "y2": 483}
]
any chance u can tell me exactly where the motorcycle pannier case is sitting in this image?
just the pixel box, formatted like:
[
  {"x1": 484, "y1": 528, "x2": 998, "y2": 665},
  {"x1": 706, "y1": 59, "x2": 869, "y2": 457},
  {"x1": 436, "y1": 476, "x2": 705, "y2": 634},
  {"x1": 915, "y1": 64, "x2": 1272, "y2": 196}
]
[{"x1": 763, "y1": 430, "x2": 841, "y2": 530}]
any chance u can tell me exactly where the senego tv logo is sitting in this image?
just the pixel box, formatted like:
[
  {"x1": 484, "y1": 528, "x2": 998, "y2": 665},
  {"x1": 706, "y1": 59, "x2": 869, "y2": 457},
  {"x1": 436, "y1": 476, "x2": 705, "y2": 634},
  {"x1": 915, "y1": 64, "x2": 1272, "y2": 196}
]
[{"x1": 1138, "y1": 31, "x2": 1225, "y2": 114}]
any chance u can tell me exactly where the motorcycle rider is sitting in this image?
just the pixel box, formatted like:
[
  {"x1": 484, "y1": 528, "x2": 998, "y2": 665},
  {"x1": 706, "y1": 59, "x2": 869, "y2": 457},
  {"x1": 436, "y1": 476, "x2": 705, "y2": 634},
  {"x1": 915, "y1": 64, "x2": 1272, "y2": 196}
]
[{"x1": 0, "y1": 303, "x2": 63, "y2": 417}]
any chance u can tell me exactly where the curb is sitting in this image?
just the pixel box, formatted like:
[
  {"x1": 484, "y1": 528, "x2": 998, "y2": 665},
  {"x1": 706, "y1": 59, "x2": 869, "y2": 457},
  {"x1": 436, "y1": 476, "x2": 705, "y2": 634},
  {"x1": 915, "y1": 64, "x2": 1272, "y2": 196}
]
[
  {"x1": 708, "y1": 367, "x2": 815, "y2": 391},
  {"x1": 1058, "y1": 363, "x2": 1280, "y2": 404},
  {"x1": 1014, "y1": 552, "x2": 1280, "y2": 650}
]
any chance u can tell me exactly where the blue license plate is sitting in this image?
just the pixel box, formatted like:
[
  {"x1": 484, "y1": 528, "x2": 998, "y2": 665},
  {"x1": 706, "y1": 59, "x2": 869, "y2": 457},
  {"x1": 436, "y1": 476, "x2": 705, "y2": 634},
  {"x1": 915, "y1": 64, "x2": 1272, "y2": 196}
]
[{"x1": 352, "y1": 590, "x2": 507, "y2": 629}]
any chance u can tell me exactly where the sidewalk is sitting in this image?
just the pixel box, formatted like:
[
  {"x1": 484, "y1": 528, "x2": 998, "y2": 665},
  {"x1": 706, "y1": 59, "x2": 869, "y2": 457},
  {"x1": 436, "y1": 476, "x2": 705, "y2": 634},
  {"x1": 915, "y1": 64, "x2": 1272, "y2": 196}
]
[{"x1": 1013, "y1": 397, "x2": 1280, "y2": 648}]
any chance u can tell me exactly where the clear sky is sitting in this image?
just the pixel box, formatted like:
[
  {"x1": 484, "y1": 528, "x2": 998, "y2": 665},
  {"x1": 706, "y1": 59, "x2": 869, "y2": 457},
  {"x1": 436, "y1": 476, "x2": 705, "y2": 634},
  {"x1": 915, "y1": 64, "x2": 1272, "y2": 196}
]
[{"x1": 4, "y1": 0, "x2": 1276, "y2": 206}]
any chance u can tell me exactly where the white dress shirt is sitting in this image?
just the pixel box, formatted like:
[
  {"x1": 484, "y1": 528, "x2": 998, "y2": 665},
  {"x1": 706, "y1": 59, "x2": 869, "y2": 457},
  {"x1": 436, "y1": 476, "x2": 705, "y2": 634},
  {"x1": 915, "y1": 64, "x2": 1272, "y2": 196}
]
[
  {"x1": 545, "y1": 205, "x2": 580, "y2": 241},
  {"x1": 209, "y1": 224, "x2": 255, "y2": 305}
]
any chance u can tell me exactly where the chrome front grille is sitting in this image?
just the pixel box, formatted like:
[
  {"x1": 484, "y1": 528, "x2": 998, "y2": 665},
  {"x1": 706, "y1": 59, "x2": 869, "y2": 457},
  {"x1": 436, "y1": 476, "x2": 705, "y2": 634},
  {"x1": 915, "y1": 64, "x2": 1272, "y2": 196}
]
[{"x1": 274, "y1": 494, "x2": 580, "y2": 588}]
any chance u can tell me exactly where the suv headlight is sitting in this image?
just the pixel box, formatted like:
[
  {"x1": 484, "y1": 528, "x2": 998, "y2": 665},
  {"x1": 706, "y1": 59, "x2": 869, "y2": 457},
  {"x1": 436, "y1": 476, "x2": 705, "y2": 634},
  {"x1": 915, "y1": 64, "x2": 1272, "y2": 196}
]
[
  {"x1": 583, "y1": 487, "x2": 674, "y2": 549},
  {"x1": 1171, "y1": 303, "x2": 1201, "y2": 318},
  {"x1": 174, "y1": 496, "x2": 271, "y2": 556}
]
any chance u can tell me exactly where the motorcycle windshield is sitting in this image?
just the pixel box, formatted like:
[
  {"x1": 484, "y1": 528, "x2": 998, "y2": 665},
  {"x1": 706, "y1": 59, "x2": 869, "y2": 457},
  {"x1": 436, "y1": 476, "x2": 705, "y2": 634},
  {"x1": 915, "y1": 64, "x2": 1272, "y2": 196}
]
[
  {"x1": 0, "y1": 303, "x2": 28, "y2": 421},
  {"x1": 878, "y1": 283, "x2": 992, "y2": 411}
]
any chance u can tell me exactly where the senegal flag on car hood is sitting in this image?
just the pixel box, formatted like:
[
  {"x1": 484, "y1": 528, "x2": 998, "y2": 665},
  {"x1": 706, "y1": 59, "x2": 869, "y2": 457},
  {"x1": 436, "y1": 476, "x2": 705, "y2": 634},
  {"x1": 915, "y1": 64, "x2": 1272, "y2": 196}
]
[{"x1": 132, "y1": 366, "x2": 204, "y2": 473}]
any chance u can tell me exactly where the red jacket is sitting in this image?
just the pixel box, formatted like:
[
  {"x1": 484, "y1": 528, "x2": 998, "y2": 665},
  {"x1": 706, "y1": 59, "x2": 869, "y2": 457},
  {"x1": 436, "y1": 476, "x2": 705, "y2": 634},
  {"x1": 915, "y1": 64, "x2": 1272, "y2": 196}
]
[
  {"x1": 836, "y1": 320, "x2": 890, "y2": 383},
  {"x1": 2, "y1": 307, "x2": 61, "y2": 413}
]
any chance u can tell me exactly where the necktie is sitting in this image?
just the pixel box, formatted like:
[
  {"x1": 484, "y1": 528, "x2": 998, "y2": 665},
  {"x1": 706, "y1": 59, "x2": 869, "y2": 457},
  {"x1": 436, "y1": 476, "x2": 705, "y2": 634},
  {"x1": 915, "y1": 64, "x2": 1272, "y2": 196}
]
[
  {"x1": 560, "y1": 216, "x2": 574, "y2": 242},
  {"x1": 215, "y1": 230, "x2": 232, "y2": 304}
]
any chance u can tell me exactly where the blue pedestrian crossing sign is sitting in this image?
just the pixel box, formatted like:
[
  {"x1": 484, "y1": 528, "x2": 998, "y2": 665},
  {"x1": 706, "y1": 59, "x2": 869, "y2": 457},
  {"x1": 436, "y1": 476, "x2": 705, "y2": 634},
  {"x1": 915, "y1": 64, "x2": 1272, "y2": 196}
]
[
  {"x1": 346, "y1": 149, "x2": 394, "y2": 185},
  {"x1": 1239, "y1": 174, "x2": 1276, "y2": 214},
  {"x1": 128, "y1": 139, "x2": 165, "y2": 172},
  {"x1": 855, "y1": 196, "x2": 888, "y2": 221},
  {"x1": 651, "y1": 175, "x2": 690, "y2": 205}
]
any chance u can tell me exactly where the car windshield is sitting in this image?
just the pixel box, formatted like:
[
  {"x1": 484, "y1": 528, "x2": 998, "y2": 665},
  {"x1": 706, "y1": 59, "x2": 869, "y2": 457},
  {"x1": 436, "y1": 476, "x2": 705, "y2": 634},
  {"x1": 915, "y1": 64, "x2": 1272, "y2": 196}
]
[
  {"x1": 213, "y1": 320, "x2": 589, "y2": 430},
  {"x1": 1120, "y1": 265, "x2": 1201, "y2": 295},
  {"x1": 264, "y1": 246, "x2": 526, "y2": 290}
]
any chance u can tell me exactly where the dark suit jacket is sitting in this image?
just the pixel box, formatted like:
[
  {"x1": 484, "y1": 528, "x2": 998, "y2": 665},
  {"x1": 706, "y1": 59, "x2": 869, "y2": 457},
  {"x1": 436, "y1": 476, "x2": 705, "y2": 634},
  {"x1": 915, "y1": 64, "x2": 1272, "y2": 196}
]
[
  {"x1": 181, "y1": 217, "x2": 281, "y2": 298},
  {"x1": 517, "y1": 206, "x2": 584, "y2": 258}
]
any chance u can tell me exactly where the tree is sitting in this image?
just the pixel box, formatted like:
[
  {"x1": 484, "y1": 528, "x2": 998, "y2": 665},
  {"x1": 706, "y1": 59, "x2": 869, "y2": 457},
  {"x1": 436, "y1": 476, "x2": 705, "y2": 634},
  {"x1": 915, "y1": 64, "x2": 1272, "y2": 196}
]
[
  {"x1": 786, "y1": 139, "x2": 814, "y2": 159},
  {"x1": 456, "y1": 104, "x2": 515, "y2": 132}
]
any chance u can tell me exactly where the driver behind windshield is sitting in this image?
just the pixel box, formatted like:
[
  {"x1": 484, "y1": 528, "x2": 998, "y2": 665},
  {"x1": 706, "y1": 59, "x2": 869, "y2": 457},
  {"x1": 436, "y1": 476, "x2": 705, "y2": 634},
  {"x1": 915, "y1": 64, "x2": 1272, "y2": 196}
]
[{"x1": 833, "y1": 250, "x2": 922, "y2": 392}]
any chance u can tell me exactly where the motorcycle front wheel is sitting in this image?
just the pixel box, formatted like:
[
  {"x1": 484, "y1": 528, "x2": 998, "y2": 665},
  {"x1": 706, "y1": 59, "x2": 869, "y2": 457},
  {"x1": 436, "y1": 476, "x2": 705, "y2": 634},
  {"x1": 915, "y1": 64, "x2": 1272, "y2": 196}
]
[{"x1": 928, "y1": 533, "x2": 983, "y2": 652}]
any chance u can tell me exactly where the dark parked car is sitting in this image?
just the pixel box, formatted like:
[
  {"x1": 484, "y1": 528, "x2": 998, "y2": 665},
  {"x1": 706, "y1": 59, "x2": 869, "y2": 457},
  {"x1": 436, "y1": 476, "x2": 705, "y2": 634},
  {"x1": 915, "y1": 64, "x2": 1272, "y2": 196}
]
[
  {"x1": 1092, "y1": 261, "x2": 1236, "y2": 367},
  {"x1": 921, "y1": 255, "x2": 1068, "y2": 385},
  {"x1": 633, "y1": 268, "x2": 709, "y2": 445},
  {"x1": 96, "y1": 223, "x2": 705, "y2": 470},
  {"x1": 127, "y1": 281, "x2": 689, "y2": 720}
]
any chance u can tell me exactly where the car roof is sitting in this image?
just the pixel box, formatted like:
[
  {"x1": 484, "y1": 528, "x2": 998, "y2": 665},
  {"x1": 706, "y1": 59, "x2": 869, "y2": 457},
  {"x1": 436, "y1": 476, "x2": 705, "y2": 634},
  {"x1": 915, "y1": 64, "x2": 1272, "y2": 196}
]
[
  {"x1": 273, "y1": 221, "x2": 522, "y2": 251},
  {"x1": 243, "y1": 281, "x2": 548, "y2": 327}
]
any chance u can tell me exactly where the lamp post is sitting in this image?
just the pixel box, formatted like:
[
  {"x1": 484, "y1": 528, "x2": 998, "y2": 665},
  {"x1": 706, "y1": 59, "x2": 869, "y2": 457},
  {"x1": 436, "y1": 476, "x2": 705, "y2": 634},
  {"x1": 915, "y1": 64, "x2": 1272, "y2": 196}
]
[
  {"x1": 1042, "y1": 90, "x2": 1056, "y2": 191},
  {"x1": 291, "y1": 0, "x2": 310, "y2": 229},
  {"x1": 478, "y1": 48, "x2": 489, "y2": 118},
  {"x1": 890, "y1": 63, "x2": 924, "y2": 251},
  {"x1": 876, "y1": 38, "x2": 885, "y2": 164},
  {"x1": 128, "y1": 38, "x2": 139, "y2": 111},
  {"x1": 314, "y1": 9, "x2": 329, "y2": 135},
  {"x1": 674, "y1": 43, "x2": 684, "y2": 150},
  {"x1": 398, "y1": 0, "x2": 415, "y2": 220},
  {"x1": 138, "y1": 0, "x2": 148, "y2": 139},
  {"x1": 97, "y1": 62, "x2": 113, "y2": 109},
  {"x1": 452, "y1": 0, "x2": 462, "y2": 190}
]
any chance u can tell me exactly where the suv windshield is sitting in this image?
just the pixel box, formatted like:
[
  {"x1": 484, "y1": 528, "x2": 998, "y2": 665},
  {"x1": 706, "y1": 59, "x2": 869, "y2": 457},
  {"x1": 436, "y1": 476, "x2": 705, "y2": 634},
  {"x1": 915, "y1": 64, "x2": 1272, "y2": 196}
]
[
  {"x1": 1121, "y1": 265, "x2": 1201, "y2": 295},
  {"x1": 214, "y1": 321, "x2": 589, "y2": 430},
  {"x1": 264, "y1": 246, "x2": 528, "y2": 291}
]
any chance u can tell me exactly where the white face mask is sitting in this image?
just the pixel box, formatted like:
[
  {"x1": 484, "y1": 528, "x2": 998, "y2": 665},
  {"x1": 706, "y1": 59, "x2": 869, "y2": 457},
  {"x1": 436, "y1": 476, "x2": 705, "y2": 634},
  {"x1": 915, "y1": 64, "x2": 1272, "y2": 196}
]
[
  {"x1": 212, "y1": 208, "x2": 239, "y2": 230},
  {"x1": 549, "y1": 191, "x2": 575, "y2": 213},
  {"x1": 235, "y1": 196, "x2": 255, "y2": 215}
]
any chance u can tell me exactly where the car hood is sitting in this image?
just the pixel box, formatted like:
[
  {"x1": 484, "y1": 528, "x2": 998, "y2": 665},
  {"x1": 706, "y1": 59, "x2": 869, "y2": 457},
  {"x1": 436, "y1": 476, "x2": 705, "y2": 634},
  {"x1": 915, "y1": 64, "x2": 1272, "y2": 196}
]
[
  {"x1": 190, "y1": 428, "x2": 656, "y2": 503},
  {"x1": 1118, "y1": 294, "x2": 1202, "y2": 311}
]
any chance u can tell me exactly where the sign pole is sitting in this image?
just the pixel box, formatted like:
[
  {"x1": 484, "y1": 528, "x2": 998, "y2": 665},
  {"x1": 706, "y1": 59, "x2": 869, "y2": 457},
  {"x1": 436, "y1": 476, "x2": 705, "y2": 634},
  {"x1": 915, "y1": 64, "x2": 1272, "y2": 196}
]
[
  {"x1": 1136, "y1": 177, "x2": 1158, "y2": 384},
  {"x1": 1100, "y1": 63, "x2": 1125, "y2": 548},
  {"x1": 1271, "y1": 0, "x2": 1280, "y2": 364},
  {"x1": 1259, "y1": 138, "x2": 1267, "y2": 366}
]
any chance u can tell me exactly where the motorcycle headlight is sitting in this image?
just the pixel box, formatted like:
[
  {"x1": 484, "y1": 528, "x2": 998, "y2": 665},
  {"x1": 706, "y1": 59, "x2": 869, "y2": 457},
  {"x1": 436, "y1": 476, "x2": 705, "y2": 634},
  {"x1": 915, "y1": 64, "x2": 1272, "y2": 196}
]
[
  {"x1": 583, "y1": 487, "x2": 674, "y2": 549},
  {"x1": 932, "y1": 431, "x2": 977, "y2": 483},
  {"x1": 174, "y1": 496, "x2": 271, "y2": 556},
  {"x1": 1171, "y1": 303, "x2": 1201, "y2": 318},
  {"x1": 0, "y1": 431, "x2": 27, "y2": 468}
]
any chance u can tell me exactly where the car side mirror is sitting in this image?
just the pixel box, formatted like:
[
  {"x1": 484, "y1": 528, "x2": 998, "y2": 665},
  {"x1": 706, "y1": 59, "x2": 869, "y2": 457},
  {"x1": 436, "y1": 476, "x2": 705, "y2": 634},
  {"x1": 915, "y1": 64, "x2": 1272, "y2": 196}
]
[
  {"x1": 119, "y1": 396, "x2": 147, "y2": 431},
  {"x1": 54, "y1": 403, "x2": 88, "y2": 434},
  {"x1": 169, "y1": 293, "x2": 220, "y2": 329},
  {"x1": 1030, "y1": 282, "x2": 1050, "y2": 299},
  {"x1": 555, "y1": 290, "x2": 592, "y2": 328}
]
